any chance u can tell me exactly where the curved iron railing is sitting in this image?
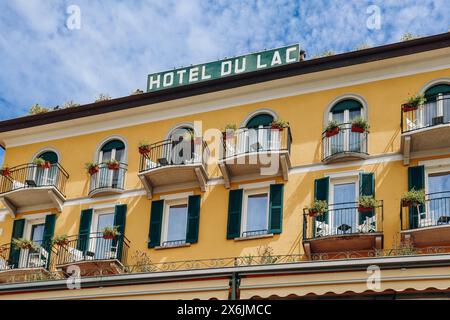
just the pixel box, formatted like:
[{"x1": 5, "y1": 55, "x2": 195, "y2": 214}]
[
  {"x1": 400, "y1": 191, "x2": 450, "y2": 230},
  {"x1": 139, "y1": 139, "x2": 209, "y2": 172},
  {"x1": 222, "y1": 126, "x2": 292, "y2": 160},
  {"x1": 0, "y1": 241, "x2": 57, "y2": 272},
  {"x1": 321, "y1": 123, "x2": 368, "y2": 162},
  {"x1": 53, "y1": 232, "x2": 130, "y2": 266},
  {"x1": 89, "y1": 162, "x2": 127, "y2": 195},
  {"x1": 401, "y1": 95, "x2": 450, "y2": 133},
  {"x1": 0, "y1": 163, "x2": 69, "y2": 197},
  {"x1": 303, "y1": 201, "x2": 383, "y2": 240}
]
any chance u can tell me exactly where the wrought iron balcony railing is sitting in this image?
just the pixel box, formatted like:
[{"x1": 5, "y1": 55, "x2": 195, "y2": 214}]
[
  {"x1": 303, "y1": 201, "x2": 384, "y2": 240},
  {"x1": 322, "y1": 123, "x2": 368, "y2": 162},
  {"x1": 0, "y1": 163, "x2": 69, "y2": 197},
  {"x1": 89, "y1": 162, "x2": 127, "y2": 195},
  {"x1": 400, "y1": 191, "x2": 450, "y2": 230},
  {"x1": 139, "y1": 139, "x2": 209, "y2": 172},
  {"x1": 222, "y1": 126, "x2": 292, "y2": 160},
  {"x1": 53, "y1": 232, "x2": 130, "y2": 266},
  {"x1": 401, "y1": 95, "x2": 450, "y2": 133},
  {"x1": 0, "y1": 241, "x2": 55, "y2": 271}
]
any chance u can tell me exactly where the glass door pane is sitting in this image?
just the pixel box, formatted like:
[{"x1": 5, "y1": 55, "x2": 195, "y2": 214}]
[
  {"x1": 331, "y1": 111, "x2": 345, "y2": 154},
  {"x1": 166, "y1": 205, "x2": 188, "y2": 244},
  {"x1": 95, "y1": 213, "x2": 115, "y2": 259},
  {"x1": 348, "y1": 109, "x2": 362, "y2": 152},
  {"x1": 332, "y1": 182, "x2": 357, "y2": 234},
  {"x1": 428, "y1": 172, "x2": 450, "y2": 225},
  {"x1": 245, "y1": 193, "x2": 268, "y2": 235}
]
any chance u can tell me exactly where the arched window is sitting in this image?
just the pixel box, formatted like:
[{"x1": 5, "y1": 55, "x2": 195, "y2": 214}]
[
  {"x1": 424, "y1": 84, "x2": 450, "y2": 101},
  {"x1": 423, "y1": 83, "x2": 450, "y2": 125},
  {"x1": 36, "y1": 151, "x2": 58, "y2": 163},
  {"x1": 99, "y1": 139, "x2": 125, "y2": 163},
  {"x1": 329, "y1": 99, "x2": 363, "y2": 124},
  {"x1": 245, "y1": 113, "x2": 274, "y2": 128}
]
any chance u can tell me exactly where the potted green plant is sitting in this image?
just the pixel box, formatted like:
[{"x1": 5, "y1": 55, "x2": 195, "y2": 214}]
[
  {"x1": 351, "y1": 117, "x2": 370, "y2": 133},
  {"x1": 34, "y1": 157, "x2": 51, "y2": 169},
  {"x1": 12, "y1": 238, "x2": 37, "y2": 250},
  {"x1": 0, "y1": 166, "x2": 11, "y2": 177},
  {"x1": 307, "y1": 200, "x2": 328, "y2": 217},
  {"x1": 85, "y1": 162, "x2": 99, "y2": 175},
  {"x1": 401, "y1": 188, "x2": 426, "y2": 207},
  {"x1": 270, "y1": 119, "x2": 289, "y2": 131},
  {"x1": 102, "y1": 226, "x2": 121, "y2": 240},
  {"x1": 223, "y1": 124, "x2": 237, "y2": 140},
  {"x1": 402, "y1": 94, "x2": 426, "y2": 112},
  {"x1": 138, "y1": 140, "x2": 151, "y2": 155},
  {"x1": 106, "y1": 159, "x2": 120, "y2": 171},
  {"x1": 358, "y1": 196, "x2": 377, "y2": 213},
  {"x1": 52, "y1": 235, "x2": 69, "y2": 246},
  {"x1": 325, "y1": 120, "x2": 340, "y2": 137}
]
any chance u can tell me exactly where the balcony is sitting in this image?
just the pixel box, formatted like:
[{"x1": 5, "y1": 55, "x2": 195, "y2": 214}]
[
  {"x1": 401, "y1": 95, "x2": 450, "y2": 164},
  {"x1": 322, "y1": 123, "x2": 368, "y2": 163},
  {"x1": 54, "y1": 233, "x2": 130, "y2": 276},
  {"x1": 88, "y1": 163, "x2": 127, "y2": 197},
  {"x1": 219, "y1": 126, "x2": 292, "y2": 188},
  {"x1": 138, "y1": 139, "x2": 209, "y2": 198},
  {"x1": 0, "y1": 163, "x2": 69, "y2": 216},
  {"x1": 401, "y1": 191, "x2": 450, "y2": 247},
  {"x1": 302, "y1": 201, "x2": 383, "y2": 259},
  {"x1": 0, "y1": 242, "x2": 56, "y2": 283}
]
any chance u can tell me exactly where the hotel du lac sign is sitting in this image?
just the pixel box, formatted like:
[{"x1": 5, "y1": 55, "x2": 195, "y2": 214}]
[{"x1": 147, "y1": 44, "x2": 300, "y2": 92}]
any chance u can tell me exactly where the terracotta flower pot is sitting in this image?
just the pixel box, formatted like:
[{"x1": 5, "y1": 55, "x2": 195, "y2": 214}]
[
  {"x1": 102, "y1": 234, "x2": 115, "y2": 240},
  {"x1": 402, "y1": 103, "x2": 418, "y2": 112},
  {"x1": 0, "y1": 169, "x2": 11, "y2": 177},
  {"x1": 325, "y1": 127, "x2": 340, "y2": 138},
  {"x1": 88, "y1": 166, "x2": 99, "y2": 175},
  {"x1": 358, "y1": 206, "x2": 373, "y2": 213},
  {"x1": 308, "y1": 209, "x2": 318, "y2": 217},
  {"x1": 107, "y1": 163, "x2": 120, "y2": 171},
  {"x1": 271, "y1": 124, "x2": 284, "y2": 131},
  {"x1": 351, "y1": 125, "x2": 365, "y2": 133},
  {"x1": 39, "y1": 162, "x2": 51, "y2": 169},
  {"x1": 138, "y1": 146, "x2": 151, "y2": 155}
]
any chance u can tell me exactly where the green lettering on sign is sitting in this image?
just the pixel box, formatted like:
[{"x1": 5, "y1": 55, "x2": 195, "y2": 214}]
[{"x1": 147, "y1": 44, "x2": 300, "y2": 92}]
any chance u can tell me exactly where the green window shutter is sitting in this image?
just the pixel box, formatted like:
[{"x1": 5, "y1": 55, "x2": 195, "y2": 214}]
[
  {"x1": 8, "y1": 219, "x2": 25, "y2": 268},
  {"x1": 77, "y1": 209, "x2": 92, "y2": 252},
  {"x1": 42, "y1": 214, "x2": 56, "y2": 267},
  {"x1": 359, "y1": 173, "x2": 375, "y2": 224},
  {"x1": 269, "y1": 184, "x2": 284, "y2": 234},
  {"x1": 227, "y1": 189, "x2": 243, "y2": 239},
  {"x1": 186, "y1": 195, "x2": 201, "y2": 244},
  {"x1": 113, "y1": 204, "x2": 127, "y2": 261},
  {"x1": 101, "y1": 140, "x2": 125, "y2": 152},
  {"x1": 314, "y1": 177, "x2": 329, "y2": 223},
  {"x1": 148, "y1": 200, "x2": 164, "y2": 248},
  {"x1": 408, "y1": 165, "x2": 425, "y2": 229}
]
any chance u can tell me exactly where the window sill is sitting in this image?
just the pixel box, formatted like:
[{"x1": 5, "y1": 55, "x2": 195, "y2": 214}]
[
  {"x1": 155, "y1": 243, "x2": 191, "y2": 250},
  {"x1": 234, "y1": 233, "x2": 274, "y2": 241}
]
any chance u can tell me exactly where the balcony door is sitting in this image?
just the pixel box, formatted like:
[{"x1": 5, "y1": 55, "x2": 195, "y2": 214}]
[
  {"x1": 330, "y1": 179, "x2": 358, "y2": 235},
  {"x1": 238, "y1": 113, "x2": 274, "y2": 155},
  {"x1": 169, "y1": 127, "x2": 194, "y2": 165},
  {"x1": 19, "y1": 220, "x2": 45, "y2": 269},
  {"x1": 328, "y1": 100, "x2": 362, "y2": 155},
  {"x1": 97, "y1": 140, "x2": 125, "y2": 190},
  {"x1": 34, "y1": 151, "x2": 58, "y2": 187},
  {"x1": 421, "y1": 84, "x2": 450, "y2": 128},
  {"x1": 426, "y1": 170, "x2": 450, "y2": 226},
  {"x1": 91, "y1": 212, "x2": 115, "y2": 260}
]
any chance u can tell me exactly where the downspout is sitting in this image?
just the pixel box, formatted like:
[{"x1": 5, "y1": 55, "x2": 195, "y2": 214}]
[{"x1": 230, "y1": 272, "x2": 240, "y2": 300}]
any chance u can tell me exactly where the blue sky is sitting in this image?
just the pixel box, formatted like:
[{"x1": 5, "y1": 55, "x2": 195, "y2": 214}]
[{"x1": 0, "y1": 0, "x2": 449, "y2": 165}]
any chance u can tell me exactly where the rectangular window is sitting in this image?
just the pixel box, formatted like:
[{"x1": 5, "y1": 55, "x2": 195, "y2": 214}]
[
  {"x1": 30, "y1": 224, "x2": 45, "y2": 246},
  {"x1": 330, "y1": 178, "x2": 358, "y2": 235},
  {"x1": 426, "y1": 170, "x2": 450, "y2": 226},
  {"x1": 162, "y1": 201, "x2": 188, "y2": 246},
  {"x1": 242, "y1": 188, "x2": 269, "y2": 237}
]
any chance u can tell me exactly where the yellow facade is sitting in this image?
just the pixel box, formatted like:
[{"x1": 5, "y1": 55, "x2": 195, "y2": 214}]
[{"x1": 0, "y1": 35, "x2": 450, "y2": 299}]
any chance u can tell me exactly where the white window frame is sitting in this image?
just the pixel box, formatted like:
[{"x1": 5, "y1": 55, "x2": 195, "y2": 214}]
[
  {"x1": 161, "y1": 198, "x2": 189, "y2": 246},
  {"x1": 328, "y1": 107, "x2": 363, "y2": 155},
  {"x1": 89, "y1": 207, "x2": 115, "y2": 255},
  {"x1": 329, "y1": 176, "x2": 359, "y2": 230},
  {"x1": 424, "y1": 165, "x2": 450, "y2": 221},
  {"x1": 241, "y1": 187, "x2": 270, "y2": 237}
]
